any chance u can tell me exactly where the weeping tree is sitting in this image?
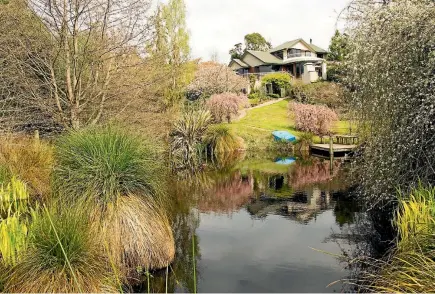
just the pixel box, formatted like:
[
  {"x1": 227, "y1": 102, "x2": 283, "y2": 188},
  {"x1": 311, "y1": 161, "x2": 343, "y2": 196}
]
[
  {"x1": 345, "y1": 0, "x2": 435, "y2": 206},
  {"x1": 0, "y1": 0, "x2": 157, "y2": 132}
]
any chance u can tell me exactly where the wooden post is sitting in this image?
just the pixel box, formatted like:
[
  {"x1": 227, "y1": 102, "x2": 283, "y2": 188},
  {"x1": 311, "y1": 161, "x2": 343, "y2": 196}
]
[{"x1": 329, "y1": 135, "x2": 334, "y2": 174}]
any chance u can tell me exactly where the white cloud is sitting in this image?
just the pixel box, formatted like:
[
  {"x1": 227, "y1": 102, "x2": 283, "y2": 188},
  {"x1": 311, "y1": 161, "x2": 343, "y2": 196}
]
[{"x1": 183, "y1": 0, "x2": 349, "y2": 63}]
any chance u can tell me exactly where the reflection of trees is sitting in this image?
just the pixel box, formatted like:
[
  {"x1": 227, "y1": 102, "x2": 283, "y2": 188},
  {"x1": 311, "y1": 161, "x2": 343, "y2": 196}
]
[
  {"x1": 289, "y1": 158, "x2": 342, "y2": 190},
  {"x1": 198, "y1": 171, "x2": 253, "y2": 215}
]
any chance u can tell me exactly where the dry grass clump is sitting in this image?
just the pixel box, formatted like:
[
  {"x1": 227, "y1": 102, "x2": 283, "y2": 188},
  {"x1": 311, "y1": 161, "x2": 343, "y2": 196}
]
[
  {"x1": 100, "y1": 195, "x2": 175, "y2": 279},
  {"x1": 0, "y1": 135, "x2": 53, "y2": 197},
  {"x1": 3, "y1": 204, "x2": 119, "y2": 293},
  {"x1": 204, "y1": 124, "x2": 245, "y2": 154}
]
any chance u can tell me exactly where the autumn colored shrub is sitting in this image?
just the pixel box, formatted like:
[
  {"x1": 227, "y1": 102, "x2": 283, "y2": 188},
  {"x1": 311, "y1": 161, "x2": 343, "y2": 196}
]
[
  {"x1": 290, "y1": 102, "x2": 338, "y2": 137},
  {"x1": 206, "y1": 93, "x2": 249, "y2": 123}
]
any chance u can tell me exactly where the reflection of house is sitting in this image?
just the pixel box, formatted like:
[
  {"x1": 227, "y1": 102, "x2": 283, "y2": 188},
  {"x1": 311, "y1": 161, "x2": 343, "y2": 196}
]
[
  {"x1": 229, "y1": 38, "x2": 328, "y2": 84},
  {"x1": 247, "y1": 186, "x2": 333, "y2": 224}
]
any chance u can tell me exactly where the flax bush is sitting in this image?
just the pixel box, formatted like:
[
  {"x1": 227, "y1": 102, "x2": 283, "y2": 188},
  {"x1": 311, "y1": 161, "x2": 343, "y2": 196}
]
[{"x1": 345, "y1": 0, "x2": 435, "y2": 205}]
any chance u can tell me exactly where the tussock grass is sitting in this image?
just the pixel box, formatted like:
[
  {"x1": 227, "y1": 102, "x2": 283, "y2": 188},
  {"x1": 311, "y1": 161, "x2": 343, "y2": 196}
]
[
  {"x1": 0, "y1": 135, "x2": 53, "y2": 197},
  {"x1": 204, "y1": 125, "x2": 244, "y2": 154},
  {"x1": 54, "y1": 126, "x2": 165, "y2": 205},
  {"x1": 100, "y1": 194, "x2": 175, "y2": 279},
  {"x1": 54, "y1": 126, "x2": 174, "y2": 277},
  {"x1": 4, "y1": 203, "x2": 119, "y2": 292}
]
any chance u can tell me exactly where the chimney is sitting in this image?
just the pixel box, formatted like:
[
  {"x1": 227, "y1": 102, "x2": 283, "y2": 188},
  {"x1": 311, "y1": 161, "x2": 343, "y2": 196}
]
[{"x1": 310, "y1": 38, "x2": 312, "y2": 44}]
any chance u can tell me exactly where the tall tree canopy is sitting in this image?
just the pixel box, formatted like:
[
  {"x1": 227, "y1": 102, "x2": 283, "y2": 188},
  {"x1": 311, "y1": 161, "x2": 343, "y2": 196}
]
[
  {"x1": 229, "y1": 43, "x2": 243, "y2": 59},
  {"x1": 244, "y1": 32, "x2": 271, "y2": 51},
  {"x1": 327, "y1": 30, "x2": 349, "y2": 61}
]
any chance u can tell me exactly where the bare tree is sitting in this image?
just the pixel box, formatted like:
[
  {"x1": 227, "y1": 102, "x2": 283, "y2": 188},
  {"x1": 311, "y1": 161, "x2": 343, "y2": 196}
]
[{"x1": 0, "y1": 0, "x2": 160, "y2": 132}]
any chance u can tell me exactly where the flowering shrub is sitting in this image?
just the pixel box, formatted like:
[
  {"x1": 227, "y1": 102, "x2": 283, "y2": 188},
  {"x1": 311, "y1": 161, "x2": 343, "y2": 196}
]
[
  {"x1": 290, "y1": 102, "x2": 338, "y2": 137},
  {"x1": 206, "y1": 93, "x2": 249, "y2": 123},
  {"x1": 187, "y1": 62, "x2": 249, "y2": 99}
]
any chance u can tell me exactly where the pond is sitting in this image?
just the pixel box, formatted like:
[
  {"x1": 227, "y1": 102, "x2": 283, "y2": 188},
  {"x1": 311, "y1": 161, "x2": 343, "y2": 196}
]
[{"x1": 140, "y1": 153, "x2": 361, "y2": 293}]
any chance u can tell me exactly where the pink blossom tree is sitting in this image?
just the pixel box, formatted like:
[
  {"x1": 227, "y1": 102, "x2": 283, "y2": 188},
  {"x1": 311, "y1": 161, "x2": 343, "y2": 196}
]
[
  {"x1": 207, "y1": 93, "x2": 249, "y2": 123},
  {"x1": 290, "y1": 102, "x2": 338, "y2": 138},
  {"x1": 187, "y1": 62, "x2": 249, "y2": 99}
]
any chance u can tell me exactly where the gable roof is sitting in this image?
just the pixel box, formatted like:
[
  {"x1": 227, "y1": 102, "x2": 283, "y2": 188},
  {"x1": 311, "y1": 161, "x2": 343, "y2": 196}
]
[
  {"x1": 270, "y1": 38, "x2": 328, "y2": 54},
  {"x1": 245, "y1": 50, "x2": 282, "y2": 64},
  {"x1": 270, "y1": 38, "x2": 301, "y2": 53},
  {"x1": 308, "y1": 43, "x2": 328, "y2": 54},
  {"x1": 231, "y1": 58, "x2": 249, "y2": 68}
]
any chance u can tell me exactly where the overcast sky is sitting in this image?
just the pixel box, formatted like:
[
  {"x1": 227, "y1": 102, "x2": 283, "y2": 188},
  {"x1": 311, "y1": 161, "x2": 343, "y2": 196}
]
[{"x1": 181, "y1": 0, "x2": 349, "y2": 63}]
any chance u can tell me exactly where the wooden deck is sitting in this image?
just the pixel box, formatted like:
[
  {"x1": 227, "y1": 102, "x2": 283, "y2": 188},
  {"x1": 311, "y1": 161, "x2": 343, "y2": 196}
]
[{"x1": 310, "y1": 144, "x2": 357, "y2": 153}]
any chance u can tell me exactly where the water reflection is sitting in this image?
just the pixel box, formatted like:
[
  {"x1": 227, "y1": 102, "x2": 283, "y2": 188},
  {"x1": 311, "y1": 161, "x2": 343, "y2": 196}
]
[{"x1": 142, "y1": 154, "x2": 361, "y2": 293}]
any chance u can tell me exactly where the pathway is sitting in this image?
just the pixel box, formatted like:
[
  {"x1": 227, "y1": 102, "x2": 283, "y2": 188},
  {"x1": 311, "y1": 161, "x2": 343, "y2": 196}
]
[{"x1": 235, "y1": 98, "x2": 285, "y2": 122}]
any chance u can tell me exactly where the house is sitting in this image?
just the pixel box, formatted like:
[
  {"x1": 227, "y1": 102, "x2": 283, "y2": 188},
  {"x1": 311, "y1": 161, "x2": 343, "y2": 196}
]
[{"x1": 229, "y1": 38, "x2": 328, "y2": 84}]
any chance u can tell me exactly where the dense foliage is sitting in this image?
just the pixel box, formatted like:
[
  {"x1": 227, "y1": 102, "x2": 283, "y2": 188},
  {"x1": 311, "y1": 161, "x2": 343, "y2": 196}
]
[
  {"x1": 291, "y1": 81, "x2": 345, "y2": 110},
  {"x1": 346, "y1": 0, "x2": 435, "y2": 204}
]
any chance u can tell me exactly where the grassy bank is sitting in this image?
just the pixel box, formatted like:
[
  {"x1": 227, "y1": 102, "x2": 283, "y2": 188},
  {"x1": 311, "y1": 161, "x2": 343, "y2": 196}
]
[{"x1": 228, "y1": 99, "x2": 351, "y2": 151}]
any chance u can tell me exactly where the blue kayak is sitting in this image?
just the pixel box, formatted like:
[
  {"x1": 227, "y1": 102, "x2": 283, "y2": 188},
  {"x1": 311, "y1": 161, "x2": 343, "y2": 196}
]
[
  {"x1": 275, "y1": 157, "x2": 296, "y2": 165},
  {"x1": 272, "y1": 130, "x2": 296, "y2": 142}
]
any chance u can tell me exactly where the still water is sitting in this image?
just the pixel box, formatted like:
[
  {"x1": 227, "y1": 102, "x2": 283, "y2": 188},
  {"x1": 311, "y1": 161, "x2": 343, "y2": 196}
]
[{"x1": 145, "y1": 154, "x2": 360, "y2": 293}]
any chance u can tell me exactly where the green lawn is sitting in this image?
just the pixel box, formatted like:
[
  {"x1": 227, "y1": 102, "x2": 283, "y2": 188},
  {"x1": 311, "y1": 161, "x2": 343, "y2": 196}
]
[{"x1": 227, "y1": 99, "x2": 351, "y2": 150}]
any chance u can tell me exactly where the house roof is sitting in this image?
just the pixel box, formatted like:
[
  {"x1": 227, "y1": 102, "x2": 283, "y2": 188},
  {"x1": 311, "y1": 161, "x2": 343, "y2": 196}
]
[
  {"x1": 231, "y1": 58, "x2": 249, "y2": 68},
  {"x1": 245, "y1": 50, "x2": 282, "y2": 64},
  {"x1": 270, "y1": 38, "x2": 301, "y2": 53},
  {"x1": 308, "y1": 43, "x2": 328, "y2": 54},
  {"x1": 270, "y1": 38, "x2": 328, "y2": 54}
]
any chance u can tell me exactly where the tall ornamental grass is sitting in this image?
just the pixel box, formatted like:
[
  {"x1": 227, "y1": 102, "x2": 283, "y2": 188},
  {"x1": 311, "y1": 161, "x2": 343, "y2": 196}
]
[
  {"x1": 54, "y1": 126, "x2": 175, "y2": 277},
  {"x1": 54, "y1": 126, "x2": 164, "y2": 205}
]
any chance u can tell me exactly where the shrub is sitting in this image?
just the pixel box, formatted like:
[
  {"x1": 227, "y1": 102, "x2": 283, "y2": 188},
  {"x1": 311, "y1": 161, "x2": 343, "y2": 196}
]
[
  {"x1": 346, "y1": 0, "x2": 435, "y2": 204},
  {"x1": 248, "y1": 92, "x2": 259, "y2": 100},
  {"x1": 204, "y1": 125, "x2": 244, "y2": 154},
  {"x1": 261, "y1": 72, "x2": 291, "y2": 89},
  {"x1": 54, "y1": 126, "x2": 164, "y2": 205},
  {"x1": 290, "y1": 80, "x2": 345, "y2": 109},
  {"x1": 268, "y1": 93, "x2": 280, "y2": 99},
  {"x1": 4, "y1": 205, "x2": 119, "y2": 292},
  {"x1": 206, "y1": 92, "x2": 249, "y2": 123},
  {"x1": 291, "y1": 102, "x2": 338, "y2": 137}
]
